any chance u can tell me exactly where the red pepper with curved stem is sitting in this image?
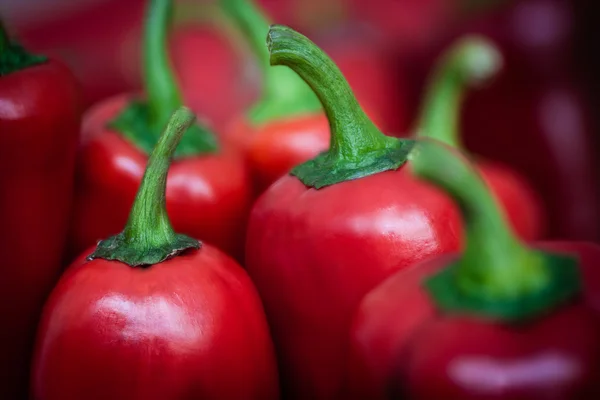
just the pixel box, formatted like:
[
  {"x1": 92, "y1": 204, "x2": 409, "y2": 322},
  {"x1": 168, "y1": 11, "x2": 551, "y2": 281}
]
[
  {"x1": 414, "y1": 35, "x2": 544, "y2": 240},
  {"x1": 68, "y1": 0, "x2": 252, "y2": 262},
  {"x1": 245, "y1": 25, "x2": 462, "y2": 400},
  {"x1": 32, "y1": 108, "x2": 279, "y2": 400},
  {"x1": 409, "y1": 0, "x2": 599, "y2": 241},
  {"x1": 220, "y1": 0, "x2": 387, "y2": 194},
  {"x1": 246, "y1": 27, "x2": 545, "y2": 399},
  {"x1": 0, "y1": 23, "x2": 81, "y2": 400},
  {"x1": 344, "y1": 139, "x2": 600, "y2": 399}
]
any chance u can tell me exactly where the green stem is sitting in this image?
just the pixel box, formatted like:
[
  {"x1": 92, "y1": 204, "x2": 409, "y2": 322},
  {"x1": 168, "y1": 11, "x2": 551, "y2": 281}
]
[
  {"x1": 267, "y1": 25, "x2": 414, "y2": 188},
  {"x1": 90, "y1": 107, "x2": 200, "y2": 267},
  {"x1": 410, "y1": 140, "x2": 580, "y2": 321},
  {"x1": 0, "y1": 20, "x2": 47, "y2": 76},
  {"x1": 107, "y1": 0, "x2": 218, "y2": 158},
  {"x1": 415, "y1": 36, "x2": 502, "y2": 148},
  {"x1": 144, "y1": 0, "x2": 183, "y2": 128},
  {"x1": 220, "y1": 1, "x2": 321, "y2": 124}
]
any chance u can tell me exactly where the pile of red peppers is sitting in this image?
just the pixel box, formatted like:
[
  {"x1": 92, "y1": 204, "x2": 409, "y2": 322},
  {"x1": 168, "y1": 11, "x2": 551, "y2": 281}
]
[{"x1": 1, "y1": 0, "x2": 599, "y2": 399}]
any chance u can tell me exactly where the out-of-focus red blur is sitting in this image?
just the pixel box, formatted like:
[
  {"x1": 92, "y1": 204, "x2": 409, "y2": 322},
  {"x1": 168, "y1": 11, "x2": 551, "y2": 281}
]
[{"x1": 1, "y1": 0, "x2": 598, "y2": 241}]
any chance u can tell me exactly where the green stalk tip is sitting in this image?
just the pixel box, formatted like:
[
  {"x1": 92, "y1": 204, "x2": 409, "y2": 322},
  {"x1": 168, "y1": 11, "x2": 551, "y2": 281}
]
[{"x1": 89, "y1": 107, "x2": 201, "y2": 267}]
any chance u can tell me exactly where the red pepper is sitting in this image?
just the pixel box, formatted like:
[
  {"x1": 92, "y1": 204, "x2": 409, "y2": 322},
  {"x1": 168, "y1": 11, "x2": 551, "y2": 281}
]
[
  {"x1": 0, "y1": 24, "x2": 81, "y2": 399},
  {"x1": 414, "y1": 35, "x2": 544, "y2": 240},
  {"x1": 408, "y1": 0, "x2": 600, "y2": 241},
  {"x1": 344, "y1": 139, "x2": 600, "y2": 399},
  {"x1": 68, "y1": 0, "x2": 252, "y2": 262},
  {"x1": 245, "y1": 26, "x2": 544, "y2": 399},
  {"x1": 32, "y1": 108, "x2": 279, "y2": 400},
  {"x1": 220, "y1": 0, "x2": 390, "y2": 194}
]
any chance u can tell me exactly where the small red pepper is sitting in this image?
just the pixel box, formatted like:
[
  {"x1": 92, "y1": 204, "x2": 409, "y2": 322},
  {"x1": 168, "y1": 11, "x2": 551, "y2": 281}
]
[
  {"x1": 32, "y1": 108, "x2": 279, "y2": 400},
  {"x1": 220, "y1": 0, "x2": 388, "y2": 194},
  {"x1": 68, "y1": 0, "x2": 252, "y2": 262},
  {"x1": 0, "y1": 23, "x2": 81, "y2": 399},
  {"x1": 344, "y1": 139, "x2": 600, "y2": 399}
]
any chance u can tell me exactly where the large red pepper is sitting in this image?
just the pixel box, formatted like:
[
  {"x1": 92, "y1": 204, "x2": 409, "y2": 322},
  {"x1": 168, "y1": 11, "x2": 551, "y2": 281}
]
[
  {"x1": 68, "y1": 0, "x2": 252, "y2": 262},
  {"x1": 245, "y1": 26, "x2": 542, "y2": 400},
  {"x1": 408, "y1": 0, "x2": 599, "y2": 241},
  {"x1": 32, "y1": 108, "x2": 279, "y2": 400},
  {"x1": 0, "y1": 23, "x2": 81, "y2": 399},
  {"x1": 344, "y1": 139, "x2": 600, "y2": 399}
]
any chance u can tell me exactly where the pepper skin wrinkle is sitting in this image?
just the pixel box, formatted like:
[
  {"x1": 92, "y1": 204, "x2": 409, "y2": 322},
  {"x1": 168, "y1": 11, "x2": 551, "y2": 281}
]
[
  {"x1": 0, "y1": 23, "x2": 81, "y2": 399},
  {"x1": 32, "y1": 108, "x2": 279, "y2": 400}
]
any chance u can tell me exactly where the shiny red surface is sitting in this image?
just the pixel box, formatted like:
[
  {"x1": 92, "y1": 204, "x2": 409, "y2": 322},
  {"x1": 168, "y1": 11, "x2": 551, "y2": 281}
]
[
  {"x1": 68, "y1": 94, "x2": 252, "y2": 263},
  {"x1": 227, "y1": 108, "x2": 386, "y2": 197},
  {"x1": 245, "y1": 114, "x2": 330, "y2": 194},
  {"x1": 245, "y1": 153, "x2": 546, "y2": 399},
  {"x1": 345, "y1": 242, "x2": 600, "y2": 399},
  {"x1": 245, "y1": 168, "x2": 463, "y2": 399},
  {"x1": 32, "y1": 245, "x2": 279, "y2": 400},
  {"x1": 0, "y1": 60, "x2": 81, "y2": 399}
]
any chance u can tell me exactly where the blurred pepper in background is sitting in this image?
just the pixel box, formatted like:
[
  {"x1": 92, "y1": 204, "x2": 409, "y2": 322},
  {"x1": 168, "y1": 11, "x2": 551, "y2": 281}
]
[{"x1": 402, "y1": 0, "x2": 600, "y2": 241}]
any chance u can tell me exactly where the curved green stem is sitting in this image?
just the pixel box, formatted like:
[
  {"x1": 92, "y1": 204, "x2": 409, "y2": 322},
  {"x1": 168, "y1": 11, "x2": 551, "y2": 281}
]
[
  {"x1": 144, "y1": 0, "x2": 182, "y2": 127},
  {"x1": 415, "y1": 36, "x2": 502, "y2": 148},
  {"x1": 220, "y1": 1, "x2": 321, "y2": 124},
  {"x1": 410, "y1": 140, "x2": 580, "y2": 321},
  {"x1": 90, "y1": 107, "x2": 200, "y2": 267},
  {"x1": 107, "y1": 0, "x2": 218, "y2": 158},
  {"x1": 267, "y1": 25, "x2": 413, "y2": 188}
]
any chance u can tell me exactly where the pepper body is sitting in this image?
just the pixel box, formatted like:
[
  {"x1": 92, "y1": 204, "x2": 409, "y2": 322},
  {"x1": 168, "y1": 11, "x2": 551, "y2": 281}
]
[
  {"x1": 233, "y1": 114, "x2": 329, "y2": 193},
  {"x1": 0, "y1": 59, "x2": 80, "y2": 399},
  {"x1": 69, "y1": 94, "x2": 252, "y2": 261},
  {"x1": 32, "y1": 244, "x2": 279, "y2": 400},
  {"x1": 246, "y1": 168, "x2": 462, "y2": 399},
  {"x1": 233, "y1": 109, "x2": 385, "y2": 194},
  {"x1": 345, "y1": 242, "x2": 600, "y2": 399},
  {"x1": 246, "y1": 155, "x2": 543, "y2": 399}
]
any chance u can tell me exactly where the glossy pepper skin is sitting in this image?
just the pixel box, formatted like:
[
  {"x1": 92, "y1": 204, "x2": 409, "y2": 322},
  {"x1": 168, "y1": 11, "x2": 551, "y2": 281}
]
[
  {"x1": 32, "y1": 108, "x2": 279, "y2": 400},
  {"x1": 344, "y1": 140, "x2": 600, "y2": 399},
  {"x1": 68, "y1": 0, "x2": 252, "y2": 262},
  {"x1": 0, "y1": 25, "x2": 81, "y2": 400},
  {"x1": 246, "y1": 27, "x2": 545, "y2": 400}
]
